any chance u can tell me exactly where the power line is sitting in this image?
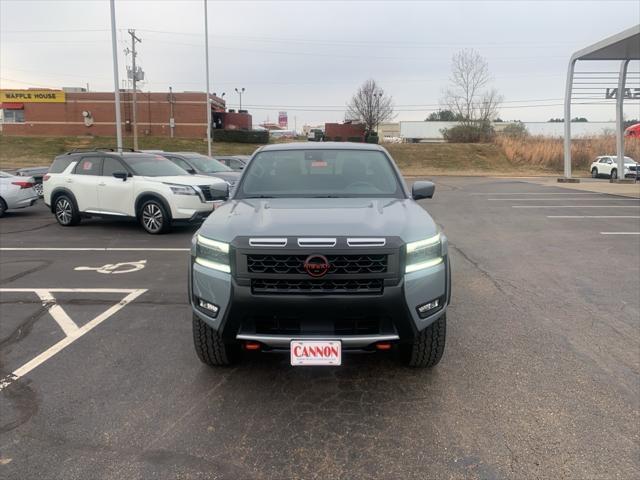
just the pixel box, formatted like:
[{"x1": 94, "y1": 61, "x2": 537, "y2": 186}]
[
  {"x1": 2, "y1": 27, "x2": 583, "y2": 49},
  {"x1": 138, "y1": 28, "x2": 583, "y2": 49}
]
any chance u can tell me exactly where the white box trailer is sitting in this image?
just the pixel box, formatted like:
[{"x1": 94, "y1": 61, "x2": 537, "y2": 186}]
[{"x1": 400, "y1": 121, "x2": 458, "y2": 142}]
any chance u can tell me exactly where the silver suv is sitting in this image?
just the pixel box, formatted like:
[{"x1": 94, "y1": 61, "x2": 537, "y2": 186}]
[{"x1": 189, "y1": 143, "x2": 450, "y2": 368}]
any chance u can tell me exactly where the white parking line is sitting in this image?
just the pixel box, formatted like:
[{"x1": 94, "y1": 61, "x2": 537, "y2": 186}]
[
  {"x1": 33, "y1": 290, "x2": 79, "y2": 337},
  {"x1": 489, "y1": 198, "x2": 639, "y2": 201},
  {"x1": 470, "y1": 192, "x2": 604, "y2": 195},
  {"x1": 513, "y1": 205, "x2": 640, "y2": 208},
  {"x1": 547, "y1": 216, "x2": 640, "y2": 218},
  {"x1": 0, "y1": 288, "x2": 147, "y2": 391},
  {"x1": 600, "y1": 232, "x2": 640, "y2": 235},
  {"x1": 0, "y1": 247, "x2": 189, "y2": 251}
]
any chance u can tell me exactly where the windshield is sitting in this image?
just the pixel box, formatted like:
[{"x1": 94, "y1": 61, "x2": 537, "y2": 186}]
[
  {"x1": 236, "y1": 149, "x2": 404, "y2": 199},
  {"x1": 184, "y1": 154, "x2": 232, "y2": 173},
  {"x1": 124, "y1": 155, "x2": 190, "y2": 177}
]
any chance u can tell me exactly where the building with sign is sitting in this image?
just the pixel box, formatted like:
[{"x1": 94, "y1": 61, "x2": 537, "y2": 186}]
[
  {"x1": 0, "y1": 88, "x2": 252, "y2": 139},
  {"x1": 278, "y1": 111, "x2": 288, "y2": 128}
]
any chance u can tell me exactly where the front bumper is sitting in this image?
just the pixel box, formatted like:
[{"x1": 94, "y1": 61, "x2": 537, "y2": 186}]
[
  {"x1": 170, "y1": 194, "x2": 215, "y2": 220},
  {"x1": 172, "y1": 210, "x2": 212, "y2": 225},
  {"x1": 190, "y1": 256, "x2": 450, "y2": 348}
]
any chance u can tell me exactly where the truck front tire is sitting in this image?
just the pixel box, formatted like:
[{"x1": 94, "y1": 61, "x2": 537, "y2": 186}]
[
  {"x1": 402, "y1": 314, "x2": 446, "y2": 368},
  {"x1": 192, "y1": 314, "x2": 241, "y2": 366}
]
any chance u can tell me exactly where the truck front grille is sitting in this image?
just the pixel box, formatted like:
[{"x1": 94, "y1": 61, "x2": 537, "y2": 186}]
[
  {"x1": 247, "y1": 254, "x2": 387, "y2": 275},
  {"x1": 251, "y1": 278, "x2": 384, "y2": 295}
]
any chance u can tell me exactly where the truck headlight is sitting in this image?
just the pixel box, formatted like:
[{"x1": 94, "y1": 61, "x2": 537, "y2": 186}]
[
  {"x1": 195, "y1": 235, "x2": 230, "y2": 273},
  {"x1": 165, "y1": 183, "x2": 198, "y2": 195},
  {"x1": 405, "y1": 234, "x2": 443, "y2": 273}
]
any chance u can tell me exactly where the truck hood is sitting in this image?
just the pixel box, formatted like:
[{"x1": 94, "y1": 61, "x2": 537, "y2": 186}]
[
  {"x1": 199, "y1": 197, "x2": 438, "y2": 243},
  {"x1": 140, "y1": 175, "x2": 227, "y2": 187}
]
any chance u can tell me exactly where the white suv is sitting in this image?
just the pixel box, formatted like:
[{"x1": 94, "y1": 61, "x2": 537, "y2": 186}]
[
  {"x1": 590, "y1": 155, "x2": 637, "y2": 180},
  {"x1": 43, "y1": 150, "x2": 228, "y2": 234}
]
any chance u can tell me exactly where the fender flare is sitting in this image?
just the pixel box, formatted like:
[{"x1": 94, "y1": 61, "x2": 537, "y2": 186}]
[
  {"x1": 134, "y1": 192, "x2": 173, "y2": 221},
  {"x1": 50, "y1": 188, "x2": 79, "y2": 213}
]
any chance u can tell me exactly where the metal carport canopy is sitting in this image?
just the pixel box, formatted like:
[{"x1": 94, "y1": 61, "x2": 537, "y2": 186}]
[{"x1": 563, "y1": 24, "x2": 640, "y2": 180}]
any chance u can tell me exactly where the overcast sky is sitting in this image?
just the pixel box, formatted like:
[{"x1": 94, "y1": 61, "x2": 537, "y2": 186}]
[{"x1": 1, "y1": 0, "x2": 639, "y2": 127}]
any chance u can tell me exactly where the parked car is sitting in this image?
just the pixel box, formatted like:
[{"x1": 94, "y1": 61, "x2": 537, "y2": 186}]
[
  {"x1": 214, "y1": 155, "x2": 251, "y2": 171},
  {"x1": 590, "y1": 155, "x2": 638, "y2": 179},
  {"x1": 43, "y1": 149, "x2": 227, "y2": 234},
  {"x1": 0, "y1": 171, "x2": 39, "y2": 217},
  {"x1": 15, "y1": 166, "x2": 49, "y2": 197},
  {"x1": 189, "y1": 142, "x2": 450, "y2": 368},
  {"x1": 158, "y1": 152, "x2": 241, "y2": 191}
]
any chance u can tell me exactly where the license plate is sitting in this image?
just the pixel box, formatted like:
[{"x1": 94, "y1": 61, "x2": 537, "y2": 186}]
[{"x1": 290, "y1": 340, "x2": 341, "y2": 366}]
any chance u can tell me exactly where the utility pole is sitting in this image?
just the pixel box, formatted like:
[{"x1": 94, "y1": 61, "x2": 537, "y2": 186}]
[
  {"x1": 168, "y1": 86, "x2": 175, "y2": 138},
  {"x1": 127, "y1": 29, "x2": 142, "y2": 150},
  {"x1": 204, "y1": 0, "x2": 212, "y2": 156},
  {"x1": 109, "y1": 0, "x2": 122, "y2": 150}
]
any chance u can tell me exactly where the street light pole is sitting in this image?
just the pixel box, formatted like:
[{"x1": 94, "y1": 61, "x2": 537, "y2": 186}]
[
  {"x1": 235, "y1": 87, "x2": 245, "y2": 111},
  {"x1": 204, "y1": 0, "x2": 213, "y2": 157},
  {"x1": 109, "y1": 0, "x2": 122, "y2": 150}
]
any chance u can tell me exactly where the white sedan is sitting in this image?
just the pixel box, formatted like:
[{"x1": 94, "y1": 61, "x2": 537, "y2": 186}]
[
  {"x1": 0, "y1": 171, "x2": 39, "y2": 217},
  {"x1": 590, "y1": 156, "x2": 638, "y2": 179}
]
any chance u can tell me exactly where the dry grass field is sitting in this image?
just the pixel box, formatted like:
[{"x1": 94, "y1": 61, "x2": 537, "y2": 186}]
[
  {"x1": 0, "y1": 136, "x2": 261, "y2": 169},
  {"x1": 495, "y1": 134, "x2": 640, "y2": 171}
]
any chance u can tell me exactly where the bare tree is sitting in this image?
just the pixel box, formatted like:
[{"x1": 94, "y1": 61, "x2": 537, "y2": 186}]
[
  {"x1": 443, "y1": 49, "x2": 502, "y2": 125},
  {"x1": 346, "y1": 79, "x2": 394, "y2": 134},
  {"x1": 477, "y1": 88, "x2": 502, "y2": 123}
]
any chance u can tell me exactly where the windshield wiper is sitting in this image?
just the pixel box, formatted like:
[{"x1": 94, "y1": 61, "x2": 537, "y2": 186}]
[
  {"x1": 311, "y1": 195, "x2": 343, "y2": 198},
  {"x1": 244, "y1": 195, "x2": 275, "y2": 198}
]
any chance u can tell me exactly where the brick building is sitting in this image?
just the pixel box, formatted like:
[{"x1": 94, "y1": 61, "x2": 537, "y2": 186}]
[{"x1": 0, "y1": 89, "x2": 252, "y2": 138}]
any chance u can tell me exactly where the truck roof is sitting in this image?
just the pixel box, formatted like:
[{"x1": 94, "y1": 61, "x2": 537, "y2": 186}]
[{"x1": 257, "y1": 142, "x2": 386, "y2": 152}]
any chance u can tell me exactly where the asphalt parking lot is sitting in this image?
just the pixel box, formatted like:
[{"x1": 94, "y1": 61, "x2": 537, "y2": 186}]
[{"x1": 1, "y1": 176, "x2": 639, "y2": 480}]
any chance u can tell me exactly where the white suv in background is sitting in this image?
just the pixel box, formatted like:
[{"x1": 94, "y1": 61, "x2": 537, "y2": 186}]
[
  {"x1": 590, "y1": 155, "x2": 637, "y2": 180},
  {"x1": 43, "y1": 150, "x2": 228, "y2": 234}
]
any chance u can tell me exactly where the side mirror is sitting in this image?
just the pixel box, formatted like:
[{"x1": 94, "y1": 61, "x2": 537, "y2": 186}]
[
  {"x1": 209, "y1": 182, "x2": 229, "y2": 201},
  {"x1": 412, "y1": 181, "x2": 435, "y2": 200},
  {"x1": 113, "y1": 171, "x2": 128, "y2": 181}
]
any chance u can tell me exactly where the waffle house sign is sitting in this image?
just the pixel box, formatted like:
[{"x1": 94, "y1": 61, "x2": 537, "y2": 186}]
[{"x1": 0, "y1": 89, "x2": 66, "y2": 103}]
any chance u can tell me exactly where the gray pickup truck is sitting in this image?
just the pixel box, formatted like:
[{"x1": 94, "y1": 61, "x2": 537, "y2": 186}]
[{"x1": 189, "y1": 142, "x2": 450, "y2": 368}]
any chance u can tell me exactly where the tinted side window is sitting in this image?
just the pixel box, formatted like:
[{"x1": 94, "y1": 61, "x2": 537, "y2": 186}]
[
  {"x1": 75, "y1": 157, "x2": 102, "y2": 175},
  {"x1": 168, "y1": 157, "x2": 193, "y2": 172},
  {"x1": 103, "y1": 157, "x2": 125, "y2": 177},
  {"x1": 49, "y1": 157, "x2": 76, "y2": 174}
]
